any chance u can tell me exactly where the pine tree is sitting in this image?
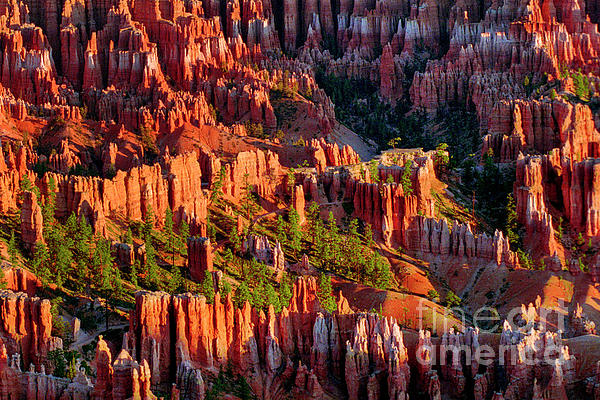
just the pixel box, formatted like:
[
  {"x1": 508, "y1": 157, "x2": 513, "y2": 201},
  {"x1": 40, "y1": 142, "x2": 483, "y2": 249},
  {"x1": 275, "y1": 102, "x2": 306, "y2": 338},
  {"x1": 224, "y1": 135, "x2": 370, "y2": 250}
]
[
  {"x1": 368, "y1": 253, "x2": 392, "y2": 289},
  {"x1": 288, "y1": 207, "x2": 302, "y2": 253},
  {"x1": 178, "y1": 220, "x2": 190, "y2": 256},
  {"x1": 346, "y1": 219, "x2": 361, "y2": 267},
  {"x1": 130, "y1": 260, "x2": 139, "y2": 287},
  {"x1": 168, "y1": 265, "x2": 183, "y2": 294},
  {"x1": 241, "y1": 173, "x2": 259, "y2": 222},
  {"x1": 278, "y1": 275, "x2": 292, "y2": 308},
  {"x1": 7, "y1": 231, "x2": 18, "y2": 267},
  {"x1": 363, "y1": 223, "x2": 375, "y2": 247},
  {"x1": 252, "y1": 281, "x2": 266, "y2": 309},
  {"x1": 234, "y1": 281, "x2": 252, "y2": 308},
  {"x1": 317, "y1": 273, "x2": 337, "y2": 314},
  {"x1": 19, "y1": 174, "x2": 39, "y2": 198},
  {"x1": 220, "y1": 280, "x2": 232, "y2": 296},
  {"x1": 124, "y1": 228, "x2": 133, "y2": 245},
  {"x1": 264, "y1": 282, "x2": 281, "y2": 312},
  {"x1": 65, "y1": 213, "x2": 78, "y2": 237},
  {"x1": 325, "y1": 212, "x2": 339, "y2": 269},
  {"x1": 210, "y1": 166, "x2": 226, "y2": 205},
  {"x1": 229, "y1": 227, "x2": 241, "y2": 253},
  {"x1": 505, "y1": 193, "x2": 519, "y2": 248},
  {"x1": 305, "y1": 201, "x2": 323, "y2": 248},
  {"x1": 400, "y1": 160, "x2": 413, "y2": 195},
  {"x1": 144, "y1": 238, "x2": 160, "y2": 289},
  {"x1": 32, "y1": 242, "x2": 50, "y2": 286},
  {"x1": 42, "y1": 176, "x2": 57, "y2": 234},
  {"x1": 369, "y1": 159, "x2": 380, "y2": 183},
  {"x1": 201, "y1": 271, "x2": 215, "y2": 304},
  {"x1": 54, "y1": 242, "x2": 72, "y2": 287},
  {"x1": 100, "y1": 262, "x2": 122, "y2": 330},
  {"x1": 206, "y1": 215, "x2": 216, "y2": 243},
  {"x1": 142, "y1": 207, "x2": 154, "y2": 241},
  {"x1": 0, "y1": 260, "x2": 5, "y2": 289},
  {"x1": 73, "y1": 216, "x2": 93, "y2": 292},
  {"x1": 275, "y1": 215, "x2": 286, "y2": 243},
  {"x1": 165, "y1": 207, "x2": 174, "y2": 237},
  {"x1": 165, "y1": 207, "x2": 175, "y2": 267},
  {"x1": 286, "y1": 168, "x2": 296, "y2": 195}
]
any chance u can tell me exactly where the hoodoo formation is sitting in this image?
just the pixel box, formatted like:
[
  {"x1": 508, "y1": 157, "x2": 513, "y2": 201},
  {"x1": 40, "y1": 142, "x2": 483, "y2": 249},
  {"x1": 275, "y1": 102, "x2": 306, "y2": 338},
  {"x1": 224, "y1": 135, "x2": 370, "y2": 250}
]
[{"x1": 0, "y1": 0, "x2": 598, "y2": 397}]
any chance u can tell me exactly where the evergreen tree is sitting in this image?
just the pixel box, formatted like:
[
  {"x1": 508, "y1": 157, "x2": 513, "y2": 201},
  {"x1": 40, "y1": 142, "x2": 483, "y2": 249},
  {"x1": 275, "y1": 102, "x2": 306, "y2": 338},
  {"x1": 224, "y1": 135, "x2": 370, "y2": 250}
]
[
  {"x1": 367, "y1": 253, "x2": 392, "y2": 289},
  {"x1": 275, "y1": 215, "x2": 286, "y2": 243},
  {"x1": 124, "y1": 228, "x2": 133, "y2": 245},
  {"x1": 324, "y1": 212, "x2": 339, "y2": 269},
  {"x1": 317, "y1": 273, "x2": 337, "y2": 314},
  {"x1": 505, "y1": 193, "x2": 519, "y2": 247},
  {"x1": 369, "y1": 159, "x2": 380, "y2": 183},
  {"x1": 241, "y1": 173, "x2": 259, "y2": 222},
  {"x1": 65, "y1": 213, "x2": 78, "y2": 237},
  {"x1": 130, "y1": 260, "x2": 139, "y2": 287},
  {"x1": 229, "y1": 227, "x2": 241, "y2": 253},
  {"x1": 252, "y1": 281, "x2": 266, "y2": 309},
  {"x1": 178, "y1": 220, "x2": 190, "y2": 256},
  {"x1": 0, "y1": 258, "x2": 5, "y2": 289},
  {"x1": 206, "y1": 215, "x2": 216, "y2": 243},
  {"x1": 164, "y1": 207, "x2": 175, "y2": 267},
  {"x1": 288, "y1": 207, "x2": 302, "y2": 253},
  {"x1": 264, "y1": 282, "x2": 281, "y2": 312},
  {"x1": 210, "y1": 166, "x2": 226, "y2": 205},
  {"x1": 54, "y1": 242, "x2": 72, "y2": 287},
  {"x1": 100, "y1": 263, "x2": 122, "y2": 330},
  {"x1": 220, "y1": 280, "x2": 232, "y2": 296},
  {"x1": 445, "y1": 290, "x2": 462, "y2": 308},
  {"x1": 234, "y1": 281, "x2": 252, "y2": 308},
  {"x1": 278, "y1": 275, "x2": 292, "y2": 308},
  {"x1": 42, "y1": 176, "x2": 57, "y2": 234},
  {"x1": 305, "y1": 201, "x2": 324, "y2": 250},
  {"x1": 400, "y1": 160, "x2": 413, "y2": 194},
  {"x1": 201, "y1": 271, "x2": 215, "y2": 304},
  {"x1": 142, "y1": 207, "x2": 154, "y2": 240},
  {"x1": 19, "y1": 174, "x2": 39, "y2": 198},
  {"x1": 7, "y1": 231, "x2": 18, "y2": 267},
  {"x1": 144, "y1": 238, "x2": 160, "y2": 289},
  {"x1": 72, "y1": 216, "x2": 93, "y2": 292},
  {"x1": 346, "y1": 219, "x2": 361, "y2": 255},
  {"x1": 168, "y1": 265, "x2": 183, "y2": 294},
  {"x1": 222, "y1": 248, "x2": 234, "y2": 265},
  {"x1": 32, "y1": 242, "x2": 50, "y2": 286},
  {"x1": 165, "y1": 207, "x2": 174, "y2": 238},
  {"x1": 573, "y1": 70, "x2": 591, "y2": 101},
  {"x1": 286, "y1": 168, "x2": 296, "y2": 195}
]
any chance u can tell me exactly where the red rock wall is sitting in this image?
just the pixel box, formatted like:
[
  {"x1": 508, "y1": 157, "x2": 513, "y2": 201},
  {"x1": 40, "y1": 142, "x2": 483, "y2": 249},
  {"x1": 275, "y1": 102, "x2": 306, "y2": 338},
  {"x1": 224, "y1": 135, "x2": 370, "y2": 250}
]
[
  {"x1": 40, "y1": 152, "x2": 206, "y2": 228},
  {"x1": 187, "y1": 237, "x2": 213, "y2": 282},
  {"x1": 222, "y1": 149, "x2": 286, "y2": 199},
  {"x1": 343, "y1": 156, "x2": 519, "y2": 266},
  {"x1": 20, "y1": 190, "x2": 44, "y2": 251},
  {"x1": 308, "y1": 138, "x2": 361, "y2": 173},
  {"x1": 483, "y1": 100, "x2": 600, "y2": 162},
  {"x1": 0, "y1": 290, "x2": 61, "y2": 369},
  {"x1": 3, "y1": 267, "x2": 42, "y2": 296},
  {"x1": 127, "y1": 277, "x2": 418, "y2": 399}
]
